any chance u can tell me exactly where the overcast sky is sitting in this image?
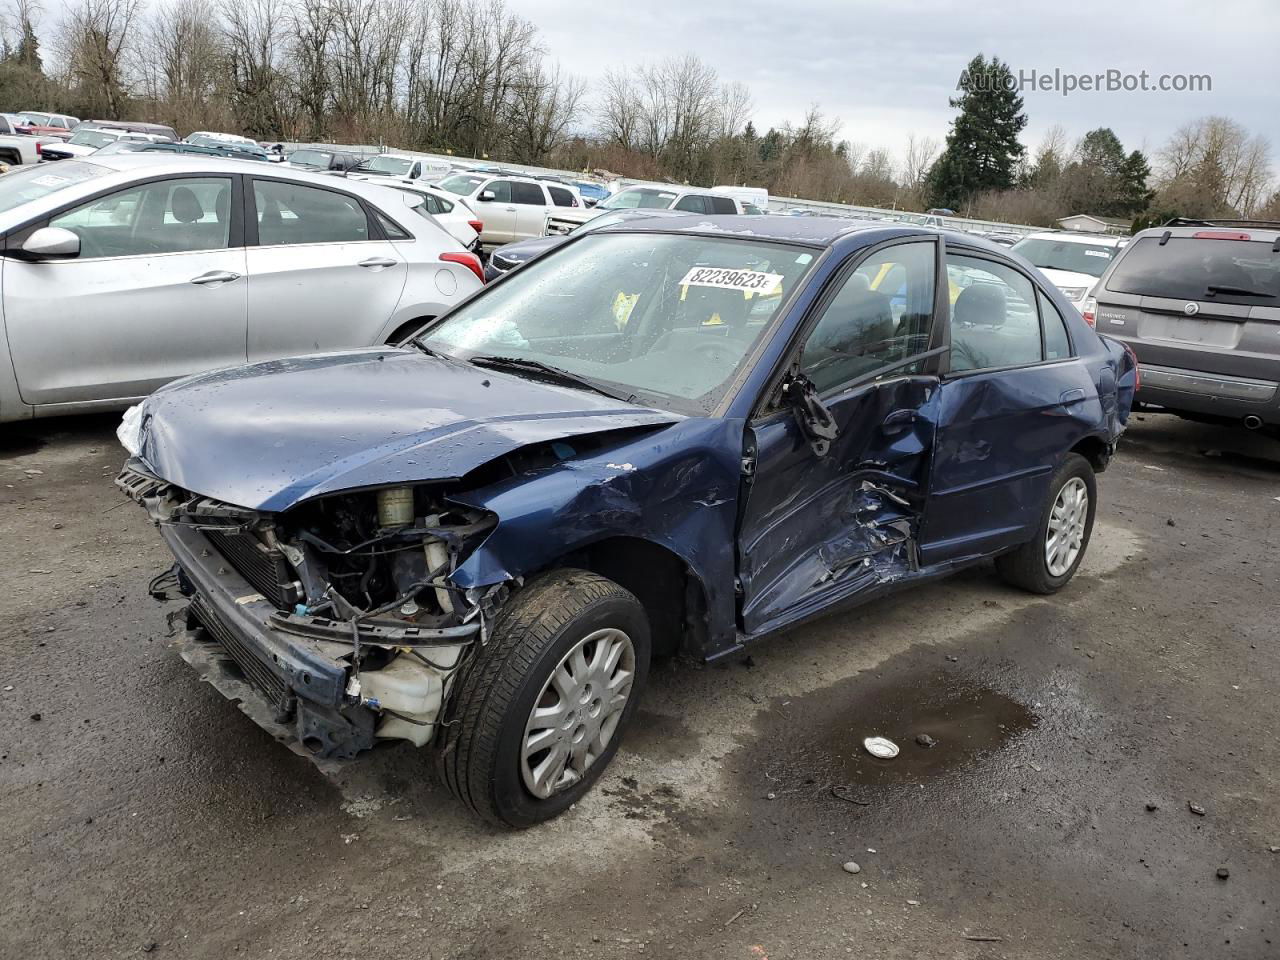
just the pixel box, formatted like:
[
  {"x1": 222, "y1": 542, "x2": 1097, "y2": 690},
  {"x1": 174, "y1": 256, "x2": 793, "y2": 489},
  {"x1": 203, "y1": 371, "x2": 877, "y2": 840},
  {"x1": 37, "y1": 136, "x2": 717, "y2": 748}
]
[{"x1": 519, "y1": 0, "x2": 1277, "y2": 166}]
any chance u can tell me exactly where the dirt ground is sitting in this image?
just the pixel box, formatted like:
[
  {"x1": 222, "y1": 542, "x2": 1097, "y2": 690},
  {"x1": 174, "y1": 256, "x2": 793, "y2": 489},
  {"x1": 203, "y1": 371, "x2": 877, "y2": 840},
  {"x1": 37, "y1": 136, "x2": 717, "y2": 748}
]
[{"x1": 1, "y1": 411, "x2": 1277, "y2": 960}]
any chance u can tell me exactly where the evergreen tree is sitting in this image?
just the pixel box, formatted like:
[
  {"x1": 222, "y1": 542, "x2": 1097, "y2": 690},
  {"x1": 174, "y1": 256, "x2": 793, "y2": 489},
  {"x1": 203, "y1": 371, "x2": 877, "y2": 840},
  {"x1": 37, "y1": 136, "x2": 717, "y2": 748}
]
[
  {"x1": 1116, "y1": 150, "x2": 1154, "y2": 216},
  {"x1": 927, "y1": 54, "x2": 1027, "y2": 210}
]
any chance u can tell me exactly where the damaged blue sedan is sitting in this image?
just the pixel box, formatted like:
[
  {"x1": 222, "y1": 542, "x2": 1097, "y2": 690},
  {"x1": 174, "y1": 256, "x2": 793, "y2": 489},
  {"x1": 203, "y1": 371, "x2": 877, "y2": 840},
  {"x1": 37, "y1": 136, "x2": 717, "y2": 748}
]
[{"x1": 118, "y1": 215, "x2": 1137, "y2": 827}]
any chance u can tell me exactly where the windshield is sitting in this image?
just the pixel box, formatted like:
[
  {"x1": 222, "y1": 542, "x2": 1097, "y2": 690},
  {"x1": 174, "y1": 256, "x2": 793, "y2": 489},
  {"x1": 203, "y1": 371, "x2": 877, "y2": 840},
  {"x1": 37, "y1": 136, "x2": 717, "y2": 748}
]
[
  {"x1": 356, "y1": 156, "x2": 413, "y2": 176},
  {"x1": 1013, "y1": 238, "x2": 1116, "y2": 278},
  {"x1": 288, "y1": 149, "x2": 332, "y2": 167},
  {"x1": 1106, "y1": 236, "x2": 1280, "y2": 306},
  {"x1": 599, "y1": 188, "x2": 679, "y2": 211},
  {"x1": 440, "y1": 173, "x2": 485, "y2": 195},
  {"x1": 17, "y1": 113, "x2": 50, "y2": 125},
  {"x1": 0, "y1": 160, "x2": 110, "y2": 214},
  {"x1": 422, "y1": 232, "x2": 816, "y2": 413},
  {"x1": 68, "y1": 129, "x2": 116, "y2": 148}
]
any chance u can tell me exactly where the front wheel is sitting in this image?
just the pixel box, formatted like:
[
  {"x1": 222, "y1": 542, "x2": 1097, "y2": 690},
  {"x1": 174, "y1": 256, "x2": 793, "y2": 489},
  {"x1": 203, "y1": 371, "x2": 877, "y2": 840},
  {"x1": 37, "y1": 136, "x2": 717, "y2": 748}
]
[
  {"x1": 437, "y1": 569, "x2": 650, "y2": 827},
  {"x1": 995, "y1": 453, "x2": 1097, "y2": 594}
]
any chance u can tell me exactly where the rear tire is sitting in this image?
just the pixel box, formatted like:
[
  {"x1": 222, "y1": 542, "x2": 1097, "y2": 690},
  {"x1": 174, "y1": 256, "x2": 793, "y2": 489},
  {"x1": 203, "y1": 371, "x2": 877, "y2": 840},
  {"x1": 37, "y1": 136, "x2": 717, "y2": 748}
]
[
  {"x1": 437, "y1": 568, "x2": 650, "y2": 827},
  {"x1": 995, "y1": 453, "x2": 1096, "y2": 594}
]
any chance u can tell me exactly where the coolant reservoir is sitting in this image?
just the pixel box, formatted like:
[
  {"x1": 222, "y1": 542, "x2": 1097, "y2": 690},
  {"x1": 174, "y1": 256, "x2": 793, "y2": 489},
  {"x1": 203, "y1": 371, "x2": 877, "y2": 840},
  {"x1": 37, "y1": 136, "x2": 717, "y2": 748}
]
[
  {"x1": 376, "y1": 487, "x2": 414, "y2": 528},
  {"x1": 361, "y1": 648, "x2": 464, "y2": 747}
]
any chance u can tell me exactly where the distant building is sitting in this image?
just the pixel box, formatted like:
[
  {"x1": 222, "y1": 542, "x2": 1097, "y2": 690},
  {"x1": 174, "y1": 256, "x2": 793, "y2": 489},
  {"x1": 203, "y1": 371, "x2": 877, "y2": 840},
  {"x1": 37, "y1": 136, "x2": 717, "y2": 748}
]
[{"x1": 1057, "y1": 214, "x2": 1131, "y2": 235}]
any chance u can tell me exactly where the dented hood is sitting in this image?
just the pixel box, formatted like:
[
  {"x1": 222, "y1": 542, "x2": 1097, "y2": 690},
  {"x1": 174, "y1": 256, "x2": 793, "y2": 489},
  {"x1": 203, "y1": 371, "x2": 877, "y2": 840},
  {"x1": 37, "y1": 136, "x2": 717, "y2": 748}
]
[{"x1": 135, "y1": 348, "x2": 680, "y2": 512}]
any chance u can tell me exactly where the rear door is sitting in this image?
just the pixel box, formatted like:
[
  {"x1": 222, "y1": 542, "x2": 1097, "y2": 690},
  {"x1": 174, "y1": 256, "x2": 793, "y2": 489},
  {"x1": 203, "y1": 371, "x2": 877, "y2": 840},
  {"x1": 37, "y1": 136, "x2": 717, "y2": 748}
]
[
  {"x1": 511, "y1": 181, "x2": 552, "y2": 241},
  {"x1": 919, "y1": 247, "x2": 1098, "y2": 564},
  {"x1": 244, "y1": 177, "x2": 407, "y2": 359},
  {"x1": 737, "y1": 237, "x2": 944, "y2": 636},
  {"x1": 4, "y1": 174, "x2": 246, "y2": 405}
]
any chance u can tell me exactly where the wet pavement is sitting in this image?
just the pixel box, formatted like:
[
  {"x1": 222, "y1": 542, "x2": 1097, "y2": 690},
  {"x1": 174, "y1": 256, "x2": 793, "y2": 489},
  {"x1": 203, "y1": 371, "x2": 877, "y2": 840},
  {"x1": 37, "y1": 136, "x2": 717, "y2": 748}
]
[{"x1": 1, "y1": 412, "x2": 1278, "y2": 959}]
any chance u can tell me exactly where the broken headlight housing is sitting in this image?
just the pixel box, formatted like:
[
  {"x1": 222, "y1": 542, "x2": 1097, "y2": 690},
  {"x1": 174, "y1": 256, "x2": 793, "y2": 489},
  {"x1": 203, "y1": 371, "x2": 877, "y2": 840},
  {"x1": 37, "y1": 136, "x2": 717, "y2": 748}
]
[{"x1": 117, "y1": 403, "x2": 145, "y2": 457}]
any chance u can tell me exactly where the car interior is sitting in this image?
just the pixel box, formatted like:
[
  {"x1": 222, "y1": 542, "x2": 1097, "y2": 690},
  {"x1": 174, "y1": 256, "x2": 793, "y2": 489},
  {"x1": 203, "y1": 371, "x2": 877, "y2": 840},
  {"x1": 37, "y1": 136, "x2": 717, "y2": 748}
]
[{"x1": 50, "y1": 178, "x2": 232, "y2": 257}]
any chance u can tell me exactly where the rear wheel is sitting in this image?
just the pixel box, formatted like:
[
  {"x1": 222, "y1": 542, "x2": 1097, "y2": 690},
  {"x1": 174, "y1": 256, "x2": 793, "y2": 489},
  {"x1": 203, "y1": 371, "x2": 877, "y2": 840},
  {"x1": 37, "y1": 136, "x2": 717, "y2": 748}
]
[
  {"x1": 437, "y1": 568, "x2": 650, "y2": 827},
  {"x1": 995, "y1": 453, "x2": 1096, "y2": 594}
]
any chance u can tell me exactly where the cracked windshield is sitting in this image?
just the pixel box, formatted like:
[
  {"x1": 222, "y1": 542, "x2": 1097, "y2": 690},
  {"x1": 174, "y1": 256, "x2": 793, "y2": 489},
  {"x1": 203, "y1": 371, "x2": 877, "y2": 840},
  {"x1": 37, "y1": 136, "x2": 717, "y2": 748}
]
[{"x1": 424, "y1": 232, "x2": 816, "y2": 411}]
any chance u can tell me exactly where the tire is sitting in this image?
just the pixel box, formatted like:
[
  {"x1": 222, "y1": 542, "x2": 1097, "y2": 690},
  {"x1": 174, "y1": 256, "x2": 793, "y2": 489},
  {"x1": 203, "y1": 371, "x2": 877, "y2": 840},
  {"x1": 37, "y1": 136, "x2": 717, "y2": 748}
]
[
  {"x1": 995, "y1": 453, "x2": 1097, "y2": 595},
  {"x1": 437, "y1": 568, "x2": 651, "y2": 827}
]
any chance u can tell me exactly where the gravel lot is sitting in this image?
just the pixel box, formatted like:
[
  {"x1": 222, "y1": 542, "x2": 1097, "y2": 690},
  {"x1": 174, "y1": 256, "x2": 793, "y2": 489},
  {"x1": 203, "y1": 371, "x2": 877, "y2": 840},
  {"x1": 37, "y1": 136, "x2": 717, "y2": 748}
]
[{"x1": 1, "y1": 411, "x2": 1277, "y2": 959}]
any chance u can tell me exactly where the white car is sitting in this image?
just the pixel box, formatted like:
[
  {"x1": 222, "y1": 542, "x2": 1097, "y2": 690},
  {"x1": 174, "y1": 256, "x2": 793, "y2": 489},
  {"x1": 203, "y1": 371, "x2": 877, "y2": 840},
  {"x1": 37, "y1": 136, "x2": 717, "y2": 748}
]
[
  {"x1": 436, "y1": 172, "x2": 582, "y2": 248},
  {"x1": 1011, "y1": 232, "x2": 1128, "y2": 314},
  {"x1": 347, "y1": 153, "x2": 454, "y2": 186},
  {"x1": 387, "y1": 182, "x2": 483, "y2": 251},
  {"x1": 40, "y1": 127, "x2": 170, "y2": 160},
  {"x1": 0, "y1": 155, "x2": 484, "y2": 423},
  {"x1": 542, "y1": 184, "x2": 746, "y2": 236},
  {"x1": 186, "y1": 131, "x2": 258, "y2": 146}
]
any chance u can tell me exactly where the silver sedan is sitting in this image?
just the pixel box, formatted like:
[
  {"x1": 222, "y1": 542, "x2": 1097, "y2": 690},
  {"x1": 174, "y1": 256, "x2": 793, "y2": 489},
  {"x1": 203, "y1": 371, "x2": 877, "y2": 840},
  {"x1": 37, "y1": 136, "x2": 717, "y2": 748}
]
[{"x1": 0, "y1": 155, "x2": 484, "y2": 423}]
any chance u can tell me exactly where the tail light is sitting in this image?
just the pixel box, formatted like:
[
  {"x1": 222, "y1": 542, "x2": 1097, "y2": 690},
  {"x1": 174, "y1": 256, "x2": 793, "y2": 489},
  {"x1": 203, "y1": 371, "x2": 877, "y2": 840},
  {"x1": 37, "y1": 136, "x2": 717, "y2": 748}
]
[
  {"x1": 1081, "y1": 297, "x2": 1097, "y2": 328},
  {"x1": 1192, "y1": 230, "x2": 1251, "y2": 241},
  {"x1": 440, "y1": 251, "x2": 485, "y2": 284},
  {"x1": 35, "y1": 141, "x2": 41, "y2": 156},
  {"x1": 467, "y1": 219, "x2": 483, "y2": 235}
]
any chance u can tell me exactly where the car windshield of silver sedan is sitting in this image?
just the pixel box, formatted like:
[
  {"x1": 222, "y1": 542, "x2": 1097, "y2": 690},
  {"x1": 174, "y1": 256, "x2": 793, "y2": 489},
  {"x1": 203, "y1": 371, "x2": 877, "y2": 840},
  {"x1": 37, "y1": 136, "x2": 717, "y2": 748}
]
[
  {"x1": 355, "y1": 155, "x2": 412, "y2": 176},
  {"x1": 0, "y1": 159, "x2": 110, "y2": 214},
  {"x1": 421, "y1": 232, "x2": 816, "y2": 413}
]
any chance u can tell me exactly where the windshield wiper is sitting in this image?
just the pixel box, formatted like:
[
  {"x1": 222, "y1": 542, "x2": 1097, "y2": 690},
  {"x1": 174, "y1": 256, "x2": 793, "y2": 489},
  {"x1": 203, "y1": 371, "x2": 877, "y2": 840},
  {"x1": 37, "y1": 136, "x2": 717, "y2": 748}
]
[
  {"x1": 467, "y1": 355, "x2": 629, "y2": 401},
  {"x1": 1205, "y1": 284, "x2": 1275, "y2": 298}
]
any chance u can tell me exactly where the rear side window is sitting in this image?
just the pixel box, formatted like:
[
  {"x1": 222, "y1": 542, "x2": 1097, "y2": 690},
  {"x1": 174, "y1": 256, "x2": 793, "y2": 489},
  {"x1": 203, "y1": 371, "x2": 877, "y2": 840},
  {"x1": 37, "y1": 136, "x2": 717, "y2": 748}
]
[
  {"x1": 673, "y1": 195, "x2": 709, "y2": 213},
  {"x1": 947, "y1": 254, "x2": 1042, "y2": 371},
  {"x1": 254, "y1": 181, "x2": 370, "y2": 245},
  {"x1": 1106, "y1": 236, "x2": 1280, "y2": 307},
  {"x1": 709, "y1": 196, "x2": 737, "y2": 214},
  {"x1": 547, "y1": 185, "x2": 576, "y2": 207},
  {"x1": 1037, "y1": 290, "x2": 1073, "y2": 360},
  {"x1": 511, "y1": 181, "x2": 545, "y2": 205}
]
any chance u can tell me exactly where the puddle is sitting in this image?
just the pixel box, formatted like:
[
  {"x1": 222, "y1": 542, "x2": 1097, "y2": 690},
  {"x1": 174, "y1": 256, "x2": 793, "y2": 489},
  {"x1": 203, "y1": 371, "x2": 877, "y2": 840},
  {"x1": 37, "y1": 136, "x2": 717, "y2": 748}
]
[{"x1": 760, "y1": 668, "x2": 1037, "y2": 790}]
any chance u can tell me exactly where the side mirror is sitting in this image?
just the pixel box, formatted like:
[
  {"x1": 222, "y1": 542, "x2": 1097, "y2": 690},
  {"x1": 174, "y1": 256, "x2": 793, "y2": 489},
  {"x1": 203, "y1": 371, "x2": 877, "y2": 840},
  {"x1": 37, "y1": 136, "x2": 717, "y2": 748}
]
[
  {"x1": 583, "y1": 197, "x2": 598, "y2": 208},
  {"x1": 782, "y1": 372, "x2": 838, "y2": 456},
  {"x1": 478, "y1": 190, "x2": 496, "y2": 202},
  {"x1": 21, "y1": 226, "x2": 80, "y2": 260}
]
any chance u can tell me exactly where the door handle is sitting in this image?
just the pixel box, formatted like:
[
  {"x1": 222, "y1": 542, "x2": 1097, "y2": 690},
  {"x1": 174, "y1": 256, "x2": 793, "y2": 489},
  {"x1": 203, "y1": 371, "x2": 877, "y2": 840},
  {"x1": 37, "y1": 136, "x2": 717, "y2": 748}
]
[
  {"x1": 1059, "y1": 388, "x2": 1087, "y2": 405},
  {"x1": 189, "y1": 270, "x2": 241, "y2": 285},
  {"x1": 504, "y1": 206, "x2": 517, "y2": 212},
  {"x1": 358, "y1": 257, "x2": 399, "y2": 269},
  {"x1": 880, "y1": 409, "x2": 917, "y2": 435}
]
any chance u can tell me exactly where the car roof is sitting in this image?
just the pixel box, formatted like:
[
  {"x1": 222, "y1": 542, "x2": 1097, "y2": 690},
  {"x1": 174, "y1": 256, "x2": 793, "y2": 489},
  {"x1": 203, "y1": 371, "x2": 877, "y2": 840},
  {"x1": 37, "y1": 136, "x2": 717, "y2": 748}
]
[
  {"x1": 1130, "y1": 221, "x2": 1280, "y2": 242},
  {"x1": 590, "y1": 212, "x2": 944, "y2": 246}
]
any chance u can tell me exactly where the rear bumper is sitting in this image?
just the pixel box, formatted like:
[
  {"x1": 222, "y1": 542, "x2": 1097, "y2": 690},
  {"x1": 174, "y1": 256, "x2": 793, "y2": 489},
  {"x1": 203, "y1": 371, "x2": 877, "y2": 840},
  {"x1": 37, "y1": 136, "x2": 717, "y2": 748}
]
[
  {"x1": 162, "y1": 523, "x2": 375, "y2": 759},
  {"x1": 1138, "y1": 363, "x2": 1280, "y2": 423}
]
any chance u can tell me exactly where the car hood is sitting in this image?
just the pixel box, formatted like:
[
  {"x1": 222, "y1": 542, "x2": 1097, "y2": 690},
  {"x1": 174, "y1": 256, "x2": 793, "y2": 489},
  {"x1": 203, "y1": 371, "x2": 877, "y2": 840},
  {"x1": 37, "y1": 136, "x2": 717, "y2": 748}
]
[
  {"x1": 492, "y1": 235, "x2": 566, "y2": 262},
  {"x1": 1038, "y1": 268, "x2": 1097, "y2": 296},
  {"x1": 136, "y1": 348, "x2": 681, "y2": 512}
]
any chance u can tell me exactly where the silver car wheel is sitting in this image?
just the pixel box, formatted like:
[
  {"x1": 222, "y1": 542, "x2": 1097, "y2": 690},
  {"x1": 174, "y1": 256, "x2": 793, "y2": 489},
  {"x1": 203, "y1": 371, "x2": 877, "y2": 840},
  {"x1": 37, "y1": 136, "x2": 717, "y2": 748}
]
[
  {"x1": 521, "y1": 627, "x2": 636, "y2": 800},
  {"x1": 1045, "y1": 476, "x2": 1088, "y2": 577}
]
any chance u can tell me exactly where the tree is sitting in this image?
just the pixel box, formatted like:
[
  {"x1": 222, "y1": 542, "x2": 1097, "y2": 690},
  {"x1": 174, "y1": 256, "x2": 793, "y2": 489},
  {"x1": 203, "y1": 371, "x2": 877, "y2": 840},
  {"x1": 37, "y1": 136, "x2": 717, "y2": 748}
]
[
  {"x1": 58, "y1": 0, "x2": 142, "y2": 118},
  {"x1": 927, "y1": 53, "x2": 1027, "y2": 210},
  {"x1": 1116, "y1": 150, "x2": 1154, "y2": 216},
  {"x1": 1156, "y1": 116, "x2": 1273, "y2": 217}
]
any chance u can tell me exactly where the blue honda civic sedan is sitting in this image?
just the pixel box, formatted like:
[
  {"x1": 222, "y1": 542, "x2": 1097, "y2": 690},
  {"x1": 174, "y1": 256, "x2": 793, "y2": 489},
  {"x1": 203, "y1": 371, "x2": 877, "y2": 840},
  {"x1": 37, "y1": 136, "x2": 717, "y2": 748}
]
[{"x1": 118, "y1": 215, "x2": 1137, "y2": 827}]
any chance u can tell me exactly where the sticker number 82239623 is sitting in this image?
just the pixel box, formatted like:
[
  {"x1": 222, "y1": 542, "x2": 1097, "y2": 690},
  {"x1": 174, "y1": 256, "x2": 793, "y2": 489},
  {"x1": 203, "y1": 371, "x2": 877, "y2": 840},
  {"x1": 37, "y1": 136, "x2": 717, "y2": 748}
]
[{"x1": 679, "y1": 266, "x2": 783, "y2": 292}]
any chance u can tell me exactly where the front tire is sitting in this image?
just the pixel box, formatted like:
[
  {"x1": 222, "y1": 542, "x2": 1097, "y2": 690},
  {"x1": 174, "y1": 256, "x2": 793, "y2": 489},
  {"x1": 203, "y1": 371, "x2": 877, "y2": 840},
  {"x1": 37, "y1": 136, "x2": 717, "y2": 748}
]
[
  {"x1": 995, "y1": 453, "x2": 1097, "y2": 594},
  {"x1": 437, "y1": 569, "x2": 650, "y2": 827}
]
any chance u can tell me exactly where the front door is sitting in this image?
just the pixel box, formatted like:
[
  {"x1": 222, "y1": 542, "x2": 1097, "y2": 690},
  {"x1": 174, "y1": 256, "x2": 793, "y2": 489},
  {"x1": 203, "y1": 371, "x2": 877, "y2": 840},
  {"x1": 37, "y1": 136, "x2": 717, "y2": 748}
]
[
  {"x1": 4, "y1": 174, "x2": 246, "y2": 405},
  {"x1": 737, "y1": 238, "x2": 944, "y2": 636},
  {"x1": 476, "y1": 180, "x2": 519, "y2": 245},
  {"x1": 245, "y1": 177, "x2": 407, "y2": 360}
]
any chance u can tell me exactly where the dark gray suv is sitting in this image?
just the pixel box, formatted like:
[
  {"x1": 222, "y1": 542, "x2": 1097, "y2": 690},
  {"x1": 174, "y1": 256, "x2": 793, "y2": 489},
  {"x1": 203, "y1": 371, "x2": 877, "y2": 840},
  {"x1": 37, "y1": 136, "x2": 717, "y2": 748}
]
[{"x1": 1086, "y1": 219, "x2": 1280, "y2": 436}]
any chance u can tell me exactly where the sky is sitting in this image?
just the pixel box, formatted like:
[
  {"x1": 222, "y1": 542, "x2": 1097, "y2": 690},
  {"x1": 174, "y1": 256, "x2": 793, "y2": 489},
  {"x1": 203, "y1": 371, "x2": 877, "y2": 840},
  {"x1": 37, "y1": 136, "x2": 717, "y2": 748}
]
[{"x1": 517, "y1": 0, "x2": 1278, "y2": 169}]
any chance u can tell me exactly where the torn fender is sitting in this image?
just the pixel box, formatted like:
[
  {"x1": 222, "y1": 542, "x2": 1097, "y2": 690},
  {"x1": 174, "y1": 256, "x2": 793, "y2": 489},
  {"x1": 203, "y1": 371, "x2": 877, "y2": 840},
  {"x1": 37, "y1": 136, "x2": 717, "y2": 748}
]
[{"x1": 450, "y1": 417, "x2": 747, "y2": 657}]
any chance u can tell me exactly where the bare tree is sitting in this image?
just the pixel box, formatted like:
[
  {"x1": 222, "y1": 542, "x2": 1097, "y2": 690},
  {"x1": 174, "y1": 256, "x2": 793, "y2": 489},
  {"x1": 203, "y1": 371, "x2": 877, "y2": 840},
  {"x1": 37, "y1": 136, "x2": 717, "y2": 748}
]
[
  {"x1": 222, "y1": 0, "x2": 291, "y2": 137},
  {"x1": 1157, "y1": 116, "x2": 1273, "y2": 216},
  {"x1": 596, "y1": 67, "x2": 640, "y2": 151},
  {"x1": 142, "y1": 0, "x2": 227, "y2": 130},
  {"x1": 58, "y1": 0, "x2": 142, "y2": 118},
  {"x1": 902, "y1": 133, "x2": 939, "y2": 191},
  {"x1": 505, "y1": 60, "x2": 583, "y2": 163}
]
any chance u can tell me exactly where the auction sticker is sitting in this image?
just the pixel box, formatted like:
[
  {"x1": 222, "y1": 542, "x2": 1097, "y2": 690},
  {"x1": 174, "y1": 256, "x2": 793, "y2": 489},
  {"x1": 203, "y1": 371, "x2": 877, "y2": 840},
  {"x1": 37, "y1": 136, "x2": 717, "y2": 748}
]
[{"x1": 680, "y1": 266, "x2": 782, "y2": 292}]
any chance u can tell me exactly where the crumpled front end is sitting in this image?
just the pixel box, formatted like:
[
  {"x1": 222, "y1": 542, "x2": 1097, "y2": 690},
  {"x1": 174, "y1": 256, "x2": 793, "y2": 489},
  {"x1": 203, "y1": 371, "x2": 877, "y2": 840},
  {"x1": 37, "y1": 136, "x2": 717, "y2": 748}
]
[{"x1": 118, "y1": 460, "x2": 506, "y2": 759}]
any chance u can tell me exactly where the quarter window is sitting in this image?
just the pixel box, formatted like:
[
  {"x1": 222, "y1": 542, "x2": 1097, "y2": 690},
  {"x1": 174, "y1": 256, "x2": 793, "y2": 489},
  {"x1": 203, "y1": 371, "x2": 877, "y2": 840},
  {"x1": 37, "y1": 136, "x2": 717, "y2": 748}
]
[
  {"x1": 947, "y1": 254, "x2": 1041, "y2": 371},
  {"x1": 800, "y1": 240, "x2": 937, "y2": 393},
  {"x1": 1037, "y1": 290, "x2": 1073, "y2": 360},
  {"x1": 253, "y1": 180, "x2": 370, "y2": 245},
  {"x1": 50, "y1": 176, "x2": 233, "y2": 257}
]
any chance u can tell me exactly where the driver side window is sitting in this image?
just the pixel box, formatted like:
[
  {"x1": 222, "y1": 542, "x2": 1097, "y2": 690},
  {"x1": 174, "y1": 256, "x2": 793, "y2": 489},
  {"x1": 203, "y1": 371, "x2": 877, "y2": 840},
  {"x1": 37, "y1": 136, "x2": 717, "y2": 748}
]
[{"x1": 800, "y1": 241, "x2": 937, "y2": 393}]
